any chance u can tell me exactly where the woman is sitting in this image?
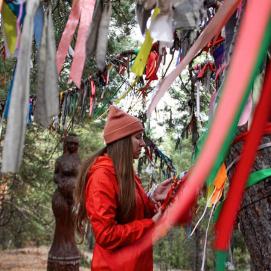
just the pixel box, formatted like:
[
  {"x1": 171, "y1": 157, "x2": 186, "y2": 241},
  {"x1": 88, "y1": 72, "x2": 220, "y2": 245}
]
[{"x1": 74, "y1": 105, "x2": 171, "y2": 271}]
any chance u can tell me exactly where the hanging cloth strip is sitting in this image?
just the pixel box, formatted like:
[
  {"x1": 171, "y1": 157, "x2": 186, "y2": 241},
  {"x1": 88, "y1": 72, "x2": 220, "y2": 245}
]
[
  {"x1": 212, "y1": 142, "x2": 271, "y2": 223},
  {"x1": 2, "y1": 2, "x2": 17, "y2": 55},
  {"x1": 246, "y1": 168, "x2": 271, "y2": 188},
  {"x1": 89, "y1": 78, "x2": 96, "y2": 116},
  {"x1": 131, "y1": 7, "x2": 160, "y2": 77},
  {"x1": 147, "y1": 0, "x2": 241, "y2": 117},
  {"x1": 80, "y1": 82, "x2": 88, "y2": 119},
  {"x1": 15, "y1": 0, "x2": 25, "y2": 50},
  {"x1": 237, "y1": 93, "x2": 252, "y2": 126},
  {"x1": 3, "y1": 68, "x2": 16, "y2": 119},
  {"x1": 56, "y1": 0, "x2": 96, "y2": 88},
  {"x1": 33, "y1": 4, "x2": 44, "y2": 48},
  {"x1": 0, "y1": 0, "x2": 3, "y2": 12},
  {"x1": 2, "y1": 0, "x2": 40, "y2": 173},
  {"x1": 34, "y1": 4, "x2": 59, "y2": 127},
  {"x1": 214, "y1": 61, "x2": 271, "y2": 270},
  {"x1": 2, "y1": 0, "x2": 26, "y2": 54},
  {"x1": 200, "y1": 5, "x2": 271, "y2": 188},
  {"x1": 86, "y1": 0, "x2": 112, "y2": 71},
  {"x1": 197, "y1": 62, "x2": 216, "y2": 79},
  {"x1": 5, "y1": 0, "x2": 26, "y2": 21}
]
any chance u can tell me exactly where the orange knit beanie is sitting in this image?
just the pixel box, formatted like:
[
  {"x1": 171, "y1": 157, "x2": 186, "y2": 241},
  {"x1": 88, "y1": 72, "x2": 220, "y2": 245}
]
[{"x1": 103, "y1": 105, "x2": 144, "y2": 144}]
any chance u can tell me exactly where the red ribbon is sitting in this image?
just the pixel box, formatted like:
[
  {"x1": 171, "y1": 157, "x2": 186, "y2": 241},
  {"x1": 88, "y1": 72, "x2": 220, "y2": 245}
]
[
  {"x1": 233, "y1": 123, "x2": 271, "y2": 144},
  {"x1": 197, "y1": 62, "x2": 216, "y2": 79},
  {"x1": 215, "y1": 62, "x2": 271, "y2": 251}
]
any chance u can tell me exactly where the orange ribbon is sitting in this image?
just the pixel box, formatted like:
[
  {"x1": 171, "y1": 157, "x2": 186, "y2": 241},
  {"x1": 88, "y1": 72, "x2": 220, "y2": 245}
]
[
  {"x1": 211, "y1": 164, "x2": 227, "y2": 205},
  {"x1": 0, "y1": 0, "x2": 3, "y2": 13}
]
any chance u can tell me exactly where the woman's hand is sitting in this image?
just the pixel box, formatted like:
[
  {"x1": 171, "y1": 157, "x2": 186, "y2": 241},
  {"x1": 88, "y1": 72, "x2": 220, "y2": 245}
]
[
  {"x1": 152, "y1": 206, "x2": 163, "y2": 223},
  {"x1": 152, "y1": 178, "x2": 172, "y2": 202}
]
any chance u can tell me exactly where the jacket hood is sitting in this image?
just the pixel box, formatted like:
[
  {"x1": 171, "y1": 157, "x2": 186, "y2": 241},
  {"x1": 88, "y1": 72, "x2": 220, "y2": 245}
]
[{"x1": 89, "y1": 155, "x2": 116, "y2": 175}]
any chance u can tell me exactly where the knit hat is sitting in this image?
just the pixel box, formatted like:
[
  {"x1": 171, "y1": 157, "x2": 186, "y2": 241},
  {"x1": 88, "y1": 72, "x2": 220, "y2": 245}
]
[{"x1": 103, "y1": 105, "x2": 144, "y2": 144}]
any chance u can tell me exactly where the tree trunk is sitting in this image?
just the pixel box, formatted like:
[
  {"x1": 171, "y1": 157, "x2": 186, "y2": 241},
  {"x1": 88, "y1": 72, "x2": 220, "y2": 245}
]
[
  {"x1": 226, "y1": 130, "x2": 271, "y2": 270},
  {"x1": 192, "y1": 227, "x2": 202, "y2": 271}
]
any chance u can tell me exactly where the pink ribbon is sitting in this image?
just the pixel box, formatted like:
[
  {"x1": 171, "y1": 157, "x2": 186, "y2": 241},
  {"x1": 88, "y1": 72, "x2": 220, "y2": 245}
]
[
  {"x1": 89, "y1": 78, "x2": 96, "y2": 116},
  {"x1": 147, "y1": 0, "x2": 241, "y2": 117},
  {"x1": 56, "y1": 0, "x2": 96, "y2": 87},
  {"x1": 15, "y1": 0, "x2": 24, "y2": 50},
  {"x1": 70, "y1": 0, "x2": 96, "y2": 87},
  {"x1": 56, "y1": 0, "x2": 82, "y2": 74},
  {"x1": 0, "y1": 0, "x2": 3, "y2": 13},
  {"x1": 238, "y1": 93, "x2": 252, "y2": 126}
]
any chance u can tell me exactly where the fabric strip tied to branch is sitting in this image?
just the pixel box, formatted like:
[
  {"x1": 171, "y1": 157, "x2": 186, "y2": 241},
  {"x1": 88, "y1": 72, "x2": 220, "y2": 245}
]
[
  {"x1": 56, "y1": 0, "x2": 96, "y2": 88},
  {"x1": 2, "y1": 0, "x2": 40, "y2": 173},
  {"x1": 34, "y1": 4, "x2": 59, "y2": 127}
]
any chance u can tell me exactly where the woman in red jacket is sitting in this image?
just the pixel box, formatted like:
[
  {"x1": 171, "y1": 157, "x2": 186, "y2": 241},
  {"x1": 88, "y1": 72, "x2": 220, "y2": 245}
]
[{"x1": 74, "y1": 105, "x2": 171, "y2": 271}]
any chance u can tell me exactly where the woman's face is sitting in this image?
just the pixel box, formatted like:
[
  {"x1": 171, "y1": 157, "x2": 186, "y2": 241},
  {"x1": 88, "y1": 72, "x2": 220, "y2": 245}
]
[{"x1": 131, "y1": 131, "x2": 146, "y2": 159}]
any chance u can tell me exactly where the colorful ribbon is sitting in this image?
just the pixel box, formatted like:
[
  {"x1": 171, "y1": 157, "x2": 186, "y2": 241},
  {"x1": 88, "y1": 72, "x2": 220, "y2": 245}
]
[
  {"x1": 69, "y1": 0, "x2": 96, "y2": 87},
  {"x1": 56, "y1": 0, "x2": 81, "y2": 73},
  {"x1": 215, "y1": 60, "x2": 271, "y2": 270},
  {"x1": 131, "y1": 8, "x2": 160, "y2": 77},
  {"x1": 147, "y1": 0, "x2": 241, "y2": 117},
  {"x1": 89, "y1": 78, "x2": 96, "y2": 116},
  {"x1": 2, "y1": 2, "x2": 17, "y2": 55},
  {"x1": 0, "y1": 0, "x2": 3, "y2": 13},
  {"x1": 56, "y1": 0, "x2": 96, "y2": 87},
  {"x1": 33, "y1": 4, "x2": 44, "y2": 48},
  {"x1": 2, "y1": 0, "x2": 40, "y2": 173}
]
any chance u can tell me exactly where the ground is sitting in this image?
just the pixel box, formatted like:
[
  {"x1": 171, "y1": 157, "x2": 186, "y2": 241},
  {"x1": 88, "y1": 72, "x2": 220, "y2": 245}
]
[
  {"x1": 0, "y1": 246, "x2": 90, "y2": 271},
  {"x1": 0, "y1": 246, "x2": 185, "y2": 271}
]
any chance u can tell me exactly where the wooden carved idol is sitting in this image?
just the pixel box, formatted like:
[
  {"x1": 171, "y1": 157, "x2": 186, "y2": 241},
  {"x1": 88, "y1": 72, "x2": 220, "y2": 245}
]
[{"x1": 47, "y1": 134, "x2": 81, "y2": 271}]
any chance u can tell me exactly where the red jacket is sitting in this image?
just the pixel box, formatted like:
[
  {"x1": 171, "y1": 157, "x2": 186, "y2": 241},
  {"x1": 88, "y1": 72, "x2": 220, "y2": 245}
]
[{"x1": 85, "y1": 155, "x2": 155, "y2": 271}]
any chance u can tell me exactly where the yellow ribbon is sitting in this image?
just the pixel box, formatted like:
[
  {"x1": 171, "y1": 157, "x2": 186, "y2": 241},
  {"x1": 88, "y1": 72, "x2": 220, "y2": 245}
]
[
  {"x1": 2, "y1": 3, "x2": 17, "y2": 55},
  {"x1": 131, "y1": 8, "x2": 160, "y2": 77}
]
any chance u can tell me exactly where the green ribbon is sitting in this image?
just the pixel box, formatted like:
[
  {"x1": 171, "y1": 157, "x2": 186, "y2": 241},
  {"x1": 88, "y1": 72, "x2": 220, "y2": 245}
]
[
  {"x1": 215, "y1": 250, "x2": 228, "y2": 271},
  {"x1": 247, "y1": 168, "x2": 271, "y2": 187},
  {"x1": 203, "y1": 19, "x2": 271, "y2": 186},
  {"x1": 213, "y1": 168, "x2": 271, "y2": 223}
]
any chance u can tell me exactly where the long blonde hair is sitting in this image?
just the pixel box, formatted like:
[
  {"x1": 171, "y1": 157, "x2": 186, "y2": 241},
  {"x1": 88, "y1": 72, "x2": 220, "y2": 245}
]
[{"x1": 74, "y1": 136, "x2": 135, "y2": 238}]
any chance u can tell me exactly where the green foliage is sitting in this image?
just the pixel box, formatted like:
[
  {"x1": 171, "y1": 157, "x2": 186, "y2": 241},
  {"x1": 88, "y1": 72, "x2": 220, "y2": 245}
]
[
  {"x1": 0, "y1": 125, "x2": 60, "y2": 248},
  {"x1": 154, "y1": 227, "x2": 194, "y2": 270},
  {"x1": 0, "y1": 120, "x2": 104, "y2": 249}
]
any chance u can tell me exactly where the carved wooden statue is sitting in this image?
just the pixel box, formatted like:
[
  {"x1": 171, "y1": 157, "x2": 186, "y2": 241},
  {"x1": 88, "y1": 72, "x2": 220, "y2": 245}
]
[{"x1": 47, "y1": 135, "x2": 81, "y2": 271}]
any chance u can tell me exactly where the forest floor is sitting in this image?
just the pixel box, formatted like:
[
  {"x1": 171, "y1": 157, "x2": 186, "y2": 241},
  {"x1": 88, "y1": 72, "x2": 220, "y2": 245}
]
[
  {"x1": 0, "y1": 246, "x2": 185, "y2": 271},
  {"x1": 0, "y1": 246, "x2": 91, "y2": 271}
]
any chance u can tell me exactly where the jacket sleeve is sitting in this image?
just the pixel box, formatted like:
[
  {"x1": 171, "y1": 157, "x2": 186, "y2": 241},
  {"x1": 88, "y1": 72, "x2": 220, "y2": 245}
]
[{"x1": 85, "y1": 169, "x2": 154, "y2": 251}]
